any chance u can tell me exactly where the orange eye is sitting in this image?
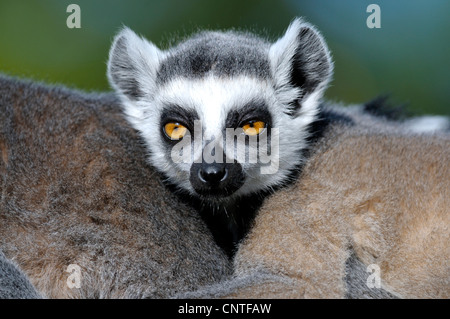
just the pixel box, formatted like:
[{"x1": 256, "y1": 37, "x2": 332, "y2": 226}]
[
  {"x1": 164, "y1": 122, "x2": 188, "y2": 140},
  {"x1": 242, "y1": 120, "x2": 266, "y2": 136}
]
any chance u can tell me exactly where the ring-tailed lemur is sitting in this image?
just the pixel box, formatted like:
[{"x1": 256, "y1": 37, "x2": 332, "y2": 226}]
[
  {"x1": 107, "y1": 18, "x2": 449, "y2": 256},
  {"x1": 107, "y1": 18, "x2": 332, "y2": 256}
]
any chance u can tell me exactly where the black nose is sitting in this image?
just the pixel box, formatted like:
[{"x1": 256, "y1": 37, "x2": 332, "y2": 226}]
[
  {"x1": 199, "y1": 165, "x2": 227, "y2": 184},
  {"x1": 190, "y1": 161, "x2": 245, "y2": 197}
]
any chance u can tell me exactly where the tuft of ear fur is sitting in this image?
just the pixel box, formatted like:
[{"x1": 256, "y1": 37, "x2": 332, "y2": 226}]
[
  {"x1": 269, "y1": 18, "x2": 333, "y2": 115},
  {"x1": 107, "y1": 27, "x2": 162, "y2": 102}
]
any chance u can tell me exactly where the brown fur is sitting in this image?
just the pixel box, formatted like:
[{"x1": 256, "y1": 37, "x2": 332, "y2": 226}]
[
  {"x1": 0, "y1": 75, "x2": 231, "y2": 298},
  {"x1": 2, "y1": 75, "x2": 447, "y2": 299},
  {"x1": 226, "y1": 124, "x2": 449, "y2": 298}
]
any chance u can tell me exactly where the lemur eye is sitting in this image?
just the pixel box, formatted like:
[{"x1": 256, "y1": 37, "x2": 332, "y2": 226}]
[
  {"x1": 164, "y1": 122, "x2": 188, "y2": 140},
  {"x1": 242, "y1": 120, "x2": 266, "y2": 136}
]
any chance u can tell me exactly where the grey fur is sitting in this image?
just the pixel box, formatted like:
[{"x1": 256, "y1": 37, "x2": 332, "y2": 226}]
[
  {"x1": 0, "y1": 74, "x2": 231, "y2": 298},
  {"x1": 176, "y1": 271, "x2": 299, "y2": 299},
  {"x1": 0, "y1": 251, "x2": 42, "y2": 299},
  {"x1": 157, "y1": 31, "x2": 271, "y2": 83},
  {"x1": 177, "y1": 254, "x2": 397, "y2": 299},
  {"x1": 344, "y1": 253, "x2": 398, "y2": 299},
  {"x1": 108, "y1": 35, "x2": 146, "y2": 100}
]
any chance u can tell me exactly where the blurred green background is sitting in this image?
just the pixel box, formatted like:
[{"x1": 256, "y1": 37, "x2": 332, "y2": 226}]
[{"x1": 0, "y1": 0, "x2": 448, "y2": 115}]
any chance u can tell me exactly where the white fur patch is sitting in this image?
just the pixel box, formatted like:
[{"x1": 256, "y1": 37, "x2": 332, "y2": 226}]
[{"x1": 404, "y1": 116, "x2": 449, "y2": 133}]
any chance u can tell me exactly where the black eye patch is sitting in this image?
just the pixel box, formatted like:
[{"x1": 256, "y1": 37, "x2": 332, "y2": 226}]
[
  {"x1": 160, "y1": 104, "x2": 199, "y2": 130},
  {"x1": 159, "y1": 104, "x2": 199, "y2": 143},
  {"x1": 225, "y1": 99, "x2": 272, "y2": 129}
]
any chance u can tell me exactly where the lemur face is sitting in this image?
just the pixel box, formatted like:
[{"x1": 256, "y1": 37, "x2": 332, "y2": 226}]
[
  {"x1": 107, "y1": 18, "x2": 332, "y2": 201},
  {"x1": 154, "y1": 76, "x2": 275, "y2": 199}
]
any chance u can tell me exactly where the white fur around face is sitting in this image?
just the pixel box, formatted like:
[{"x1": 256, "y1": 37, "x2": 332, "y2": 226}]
[
  {"x1": 108, "y1": 19, "x2": 332, "y2": 199},
  {"x1": 122, "y1": 75, "x2": 322, "y2": 198}
]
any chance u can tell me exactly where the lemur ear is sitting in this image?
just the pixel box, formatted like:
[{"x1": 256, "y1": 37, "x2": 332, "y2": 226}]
[
  {"x1": 107, "y1": 27, "x2": 162, "y2": 101},
  {"x1": 269, "y1": 18, "x2": 333, "y2": 112}
]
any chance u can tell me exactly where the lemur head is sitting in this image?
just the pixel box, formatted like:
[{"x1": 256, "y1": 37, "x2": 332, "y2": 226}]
[{"x1": 107, "y1": 18, "x2": 332, "y2": 202}]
